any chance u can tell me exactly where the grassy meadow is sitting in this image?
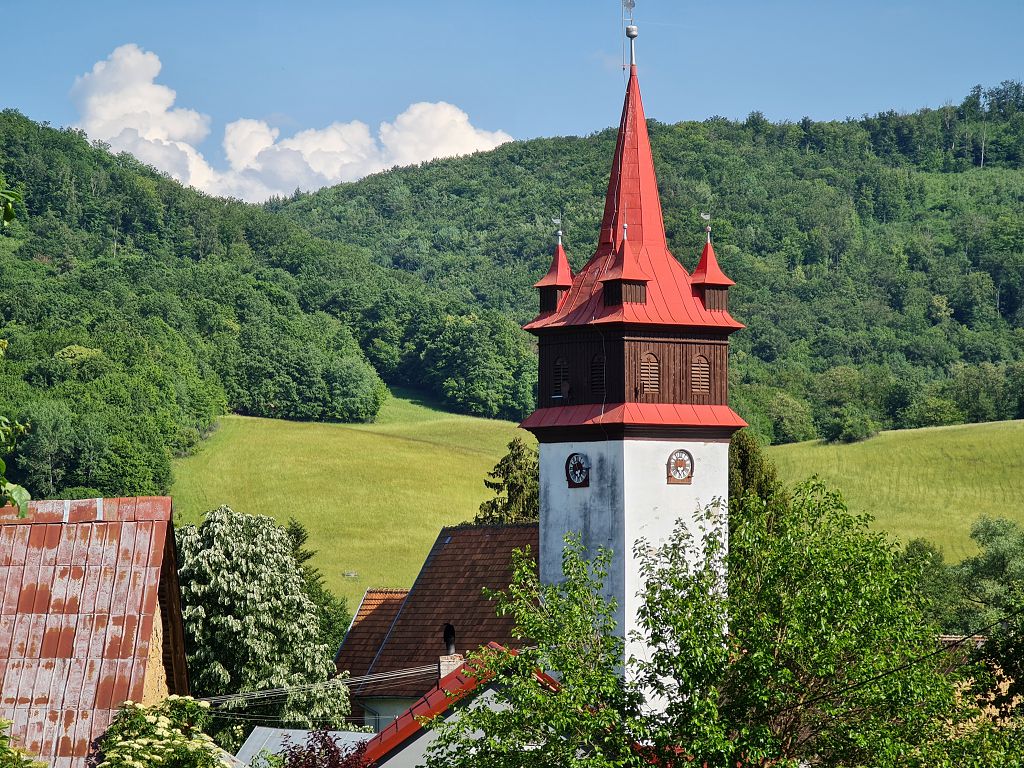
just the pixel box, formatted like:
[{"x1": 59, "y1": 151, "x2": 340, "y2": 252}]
[
  {"x1": 171, "y1": 389, "x2": 523, "y2": 606},
  {"x1": 770, "y1": 420, "x2": 1024, "y2": 560},
  {"x1": 174, "y1": 390, "x2": 1024, "y2": 607}
]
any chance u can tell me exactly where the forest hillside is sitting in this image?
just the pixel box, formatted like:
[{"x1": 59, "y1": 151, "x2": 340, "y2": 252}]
[{"x1": 2, "y1": 82, "x2": 1023, "y2": 500}]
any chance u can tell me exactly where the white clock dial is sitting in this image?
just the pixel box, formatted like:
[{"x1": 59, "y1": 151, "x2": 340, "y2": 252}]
[{"x1": 667, "y1": 449, "x2": 694, "y2": 484}]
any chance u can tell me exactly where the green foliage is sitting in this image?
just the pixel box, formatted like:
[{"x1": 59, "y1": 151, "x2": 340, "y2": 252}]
[
  {"x1": 818, "y1": 402, "x2": 880, "y2": 443},
  {"x1": 279, "y1": 83, "x2": 1024, "y2": 445},
  {"x1": 425, "y1": 536, "x2": 644, "y2": 768},
  {"x1": 727, "y1": 429, "x2": 784, "y2": 511},
  {"x1": 0, "y1": 415, "x2": 29, "y2": 515},
  {"x1": 474, "y1": 437, "x2": 539, "y2": 525},
  {"x1": 433, "y1": 479, "x2": 1024, "y2": 766},
  {"x1": 176, "y1": 507, "x2": 349, "y2": 750},
  {"x1": 286, "y1": 518, "x2": 352, "y2": 652},
  {"x1": 89, "y1": 697, "x2": 227, "y2": 768},
  {"x1": 0, "y1": 718, "x2": 42, "y2": 768}
]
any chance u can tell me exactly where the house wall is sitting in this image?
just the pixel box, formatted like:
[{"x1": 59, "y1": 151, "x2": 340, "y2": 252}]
[
  {"x1": 538, "y1": 438, "x2": 729, "y2": 669},
  {"x1": 376, "y1": 688, "x2": 505, "y2": 768},
  {"x1": 142, "y1": 600, "x2": 169, "y2": 705},
  {"x1": 362, "y1": 697, "x2": 419, "y2": 732}
]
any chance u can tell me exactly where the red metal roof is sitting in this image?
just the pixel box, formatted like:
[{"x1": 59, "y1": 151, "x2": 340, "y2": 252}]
[
  {"x1": 346, "y1": 524, "x2": 538, "y2": 700},
  {"x1": 361, "y1": 643, "x2": 558, "y2": 766},
  {"x1": 0, "y1": 497, "x2": 184, "y2": 768},
  {"x1": 335, "y1": 589, "x2": 408, "y2": 678},
  {"x1": 533, "y1": 240, "x2": 573, "y2": 289},
  {"x1": 524, "y1": 64, "x2": 742, "y2": 332},
  {"x1": 691, "y1": 240, "x2": 735, "y2": 288},
  {"x1": 520, "y1": 402, "x2": 747, "y2": 432}
]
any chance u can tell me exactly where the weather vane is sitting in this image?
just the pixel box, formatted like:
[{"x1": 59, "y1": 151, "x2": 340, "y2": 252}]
[{"x1": 700, "y1": 212, "x2": 712, "y2": 243}]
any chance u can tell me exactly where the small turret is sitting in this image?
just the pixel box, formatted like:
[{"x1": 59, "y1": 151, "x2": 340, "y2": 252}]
[
  {"x1": 534, "y1": 230, "x2": 573, "y2": 313},
  {"x1": 691, "y1": 224, "x2": 734, "y2": 311},
  {"x1": 600, "y1": 222, "x2": 650, "y2": 306}
]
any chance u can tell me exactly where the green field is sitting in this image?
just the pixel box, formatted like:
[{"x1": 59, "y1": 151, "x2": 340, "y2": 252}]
[
  {"x1": 770, "y1": 420, "x2": 1024, "y2": 560},
  {"x1": 171, "y1": 390, "x2": 522, "y2": 606},
  {"x1": 174, "y1": 397, "x2": 1024, "y2": 606}
]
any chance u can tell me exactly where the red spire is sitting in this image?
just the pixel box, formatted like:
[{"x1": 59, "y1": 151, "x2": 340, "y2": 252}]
[
  {"x1": 691, "y1": 233, "x2": 735, "y2": 287},
  {"x1": 598, "y1": 64, "x2": 666, "y2": 251},
  {"x1": 534, "y1": 233, "x2": 573, "y2": 289},
  {"x1": 524, "y1": 32, "x2": 742, "y2": 332}
]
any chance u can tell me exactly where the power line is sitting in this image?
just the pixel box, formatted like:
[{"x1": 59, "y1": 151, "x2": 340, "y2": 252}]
[{"x1": 199, "y1": 664, "x2": 440, "y2": 706}]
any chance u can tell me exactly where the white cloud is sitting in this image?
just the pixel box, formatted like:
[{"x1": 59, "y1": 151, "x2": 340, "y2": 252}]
[{"x1": 72, "y1": 44, "x2": 513, "y2": 202}]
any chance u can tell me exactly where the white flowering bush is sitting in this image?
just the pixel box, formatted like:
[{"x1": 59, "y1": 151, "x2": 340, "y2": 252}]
[
  {"x1": 177, "y1": 507, "x2": 349, "y2": 750},
  {"x1": 90, "y1": 697, "x2": 228, "y2": 768}
]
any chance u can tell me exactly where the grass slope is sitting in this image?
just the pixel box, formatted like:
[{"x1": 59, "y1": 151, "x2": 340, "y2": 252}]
[
  {"x1": 171, "y1": 389, "x2": 521, "y2": 606},
  {"x1": 770, "y1": 420, "x2": 1024, "y2": 560}
]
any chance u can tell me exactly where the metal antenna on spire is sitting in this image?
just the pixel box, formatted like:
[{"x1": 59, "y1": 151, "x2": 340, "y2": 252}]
[
  {"x1": 552, "y1": 217, "x2": 562, "y2": 246},
  {"x1": 622, "y1": 221, "x2": 629, "y2": 241},
  {"x1": 622, "y1": 0, "x2": 637, "y2": 67}
]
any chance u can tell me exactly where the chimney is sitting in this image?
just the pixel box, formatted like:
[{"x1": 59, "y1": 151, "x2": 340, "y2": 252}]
[{"x1": 439, "y1": 623, "x2": 463, "y2": 678}]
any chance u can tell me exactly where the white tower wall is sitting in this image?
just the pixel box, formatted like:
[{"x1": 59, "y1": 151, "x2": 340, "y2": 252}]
[{"x1": 538, "y1": 437, "x2": 729, "y2": 667}]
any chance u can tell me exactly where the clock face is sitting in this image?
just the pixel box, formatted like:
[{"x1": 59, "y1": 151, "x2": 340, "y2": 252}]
[
  {"x1": 667, "y1": 449, "x2": 694, "y2": 484},
  {"x1": 565, "y1": 452, "x2": 590, "y2": 488}
]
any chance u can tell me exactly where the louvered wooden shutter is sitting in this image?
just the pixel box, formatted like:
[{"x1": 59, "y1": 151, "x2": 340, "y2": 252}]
[
  {"x1": 554, "y1": 357, "x2": 569, "y2": 397},
  {"x1": 640, "y1": 352, "x2": 659, "y2": 393},
  {"x1": 590, "y1": 355, "x2": 606, "y2": 397},
  {"x1": 692, "y1": 355, "x2": 710, "y2": 395}
]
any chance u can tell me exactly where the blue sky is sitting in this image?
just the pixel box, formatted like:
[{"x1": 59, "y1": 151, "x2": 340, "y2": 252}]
[{"x1": 5, "y1": 0, "x2": 1021, "y2": 200}]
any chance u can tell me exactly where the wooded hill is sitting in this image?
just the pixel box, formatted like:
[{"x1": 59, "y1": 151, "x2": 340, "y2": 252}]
[{"x1": 2, "y1": 82, "x2": 1024, "y2": 500}]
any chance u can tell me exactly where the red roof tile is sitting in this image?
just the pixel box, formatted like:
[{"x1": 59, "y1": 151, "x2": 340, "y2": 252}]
[
  {"x1": 335, "y1": 589, "x2": 408, "y2": 678},
  {"x1": 524, "y1": 64, "x2": 742, "y2": 333},
  {"x1": 347, "y1": 525, "x2": 538, "y2": 700},
  {"x1": 0, "y1": 498, "x2": 186, "y2": 767}
]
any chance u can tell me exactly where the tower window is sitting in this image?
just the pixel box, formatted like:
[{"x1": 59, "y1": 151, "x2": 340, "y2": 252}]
[
  {"x1": 590, "y1": 354, "x2": 606, "y2": 398},
  {"x1": 692, "y1": 355, "x2": 711, "y2": 395},
  {"x1": 553, "y1": 357, "x2": 569, "y2": 398},
  {"x1": 640, "y1": 352, "x2": 659, "y2": 394}
]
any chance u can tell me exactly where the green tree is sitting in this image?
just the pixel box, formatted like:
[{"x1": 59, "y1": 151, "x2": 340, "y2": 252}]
[
  {"x1": 285, "y1": 518, "x2": 352, "y2": 653},
  {"x1": 474, "y1": 437, "x2": 539, "y2": 525},
  {"x1": 430, "y1": 481, "x2": 1024, "y2": 767},
  {"x1": 426, "y1": 536, "x2": 644, "y2": 768},
  {"x1": 176, "y1": 507, "x2": 349, "y2": 750}
]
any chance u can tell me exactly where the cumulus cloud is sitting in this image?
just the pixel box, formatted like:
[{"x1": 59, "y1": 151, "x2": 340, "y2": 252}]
[{"x1": 72, "y1": 44, "x2": 512, "y2": 202}]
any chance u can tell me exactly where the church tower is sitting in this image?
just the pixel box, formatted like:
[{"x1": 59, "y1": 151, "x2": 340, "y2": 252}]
[{"x1": 521, "y1": 24, "x2": 745, "y2": 666}]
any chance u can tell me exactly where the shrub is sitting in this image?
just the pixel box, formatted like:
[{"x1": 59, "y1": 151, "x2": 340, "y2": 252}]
[{"x1": 89, "y1": 697, "x2": 227, "y2": 768}]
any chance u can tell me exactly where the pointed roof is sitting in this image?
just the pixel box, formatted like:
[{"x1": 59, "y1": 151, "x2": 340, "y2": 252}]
[
  {"x1": 599, "y1": 225, "x2": 650, "y2": 284},
  {"x1": 524, "y1": 63, "x2": 741, "y2": 332},
  {"x1": 691, "y1": 238, "x2": 735, "y2": 287},
  {"x1": 533, "y1": 235, "x2": 573, "y2": 290}
]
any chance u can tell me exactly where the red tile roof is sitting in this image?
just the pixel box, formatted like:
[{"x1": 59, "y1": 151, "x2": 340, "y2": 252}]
[
  {"x1": 335, "y1": 589, "x2": 408, "y2": 678},
  {"x1": 523, "y1": 64, "x2": 742, "y2": 333},
  {"x1": 345, "y1": 524, "x2": 538, "y2": 700},
  {"x1": 520, "y1": 402, "x2": 747, "y2": 432},
  {"x1": 0, "y1": 497, "x2": 188, "y2": 767}
]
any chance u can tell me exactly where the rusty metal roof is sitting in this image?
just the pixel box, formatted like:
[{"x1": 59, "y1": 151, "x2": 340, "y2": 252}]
[{"x1": 0, "y1": 497, "x2": 186, "y2": 768}]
